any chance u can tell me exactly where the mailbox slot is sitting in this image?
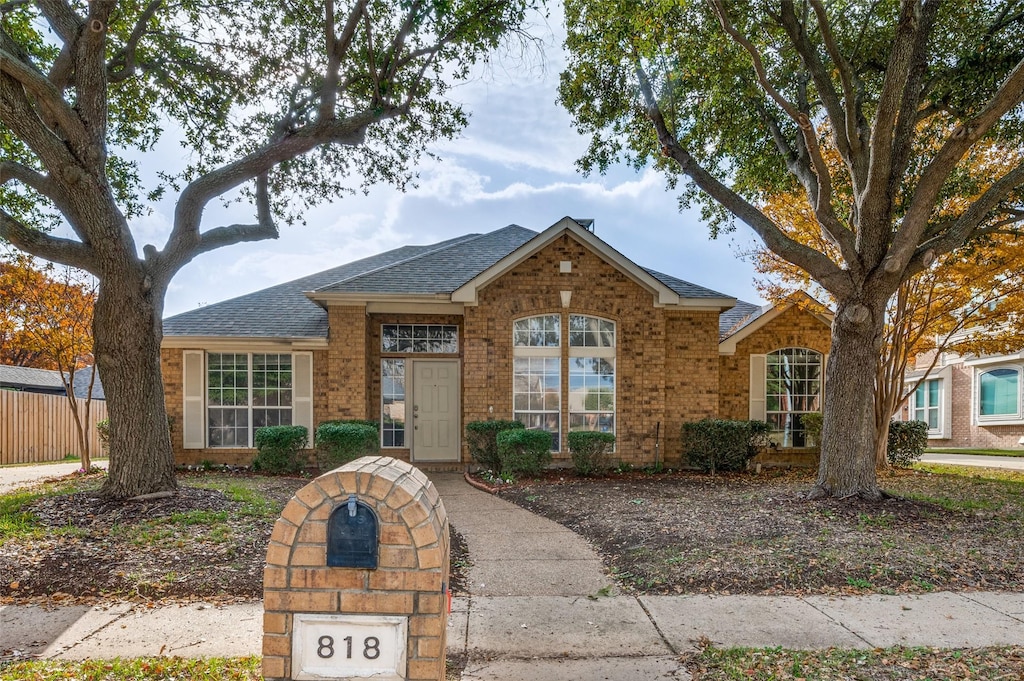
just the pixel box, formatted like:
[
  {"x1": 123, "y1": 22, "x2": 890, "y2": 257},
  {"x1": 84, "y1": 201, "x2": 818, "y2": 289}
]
[{"x1": 327, "y1": 495, "x2": 379, "y2": 569}]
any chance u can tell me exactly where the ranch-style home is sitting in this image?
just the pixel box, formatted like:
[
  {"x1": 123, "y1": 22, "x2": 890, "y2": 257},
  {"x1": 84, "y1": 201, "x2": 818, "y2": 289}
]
[{"x1": 161, "y1": 217, "x2": 832, "y2": 468}]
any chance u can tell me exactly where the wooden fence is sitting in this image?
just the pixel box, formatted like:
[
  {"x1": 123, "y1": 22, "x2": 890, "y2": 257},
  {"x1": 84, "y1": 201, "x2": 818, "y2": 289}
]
[{"x1": 0, "y1": 390, "x2": 108, "y2": 465}]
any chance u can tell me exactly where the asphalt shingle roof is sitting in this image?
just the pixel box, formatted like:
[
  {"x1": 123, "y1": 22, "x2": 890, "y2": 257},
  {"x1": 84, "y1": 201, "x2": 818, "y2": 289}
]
[
  {"x1": 0, "y1": 365, "x2": 66, "y2": 391},
  {"x1": 164, "y1": 235, "x2": 481, "y2": 338},
  {"x1": 164, "y1": 224, "x2": 745, "y2": 340},
  {"x1": 315, "y1": 225, "x2": 537, "y2": 295},
  {"x1": 718, "y1": 300, "x2": 768, "y2": 340}
]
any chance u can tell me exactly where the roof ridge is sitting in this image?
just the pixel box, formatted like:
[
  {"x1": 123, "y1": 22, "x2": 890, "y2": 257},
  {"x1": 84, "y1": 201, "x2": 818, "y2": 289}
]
[{"x1": 313, "y1": 227, "x2": 521, "y2": 292}]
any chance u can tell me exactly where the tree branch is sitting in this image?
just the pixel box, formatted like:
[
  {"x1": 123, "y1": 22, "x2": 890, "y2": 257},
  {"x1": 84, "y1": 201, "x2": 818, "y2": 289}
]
[
  {"x1": 635, "y1": 65, "x2": 852, "y2": 297},
  {"x1": 108, "y1": 0, "x2": 163, "y2": 83},
  {"x1": 0, "y1": 210, "x2": 96, "y2": 272},
  {"x1": 891, "y1": 56, "x2": 1024, "y2": 269},
  {"x1": 710, "y1": 0, "x2": 858, "y2": 268}
]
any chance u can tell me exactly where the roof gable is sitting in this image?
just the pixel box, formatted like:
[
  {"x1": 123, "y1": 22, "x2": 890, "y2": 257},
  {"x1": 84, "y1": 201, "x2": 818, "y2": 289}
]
[
  {"x1": 718, "y1": 293, "x2": 833, "y2": 354},
  {"x1": 451, "y1": 217, "x2": 734, "y2": 309}
]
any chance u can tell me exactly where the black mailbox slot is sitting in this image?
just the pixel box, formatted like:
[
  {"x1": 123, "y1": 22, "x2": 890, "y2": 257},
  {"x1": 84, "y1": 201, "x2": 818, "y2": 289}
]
[{"x1": 327, "y1": 495, "x2": 379, "y2": 569}]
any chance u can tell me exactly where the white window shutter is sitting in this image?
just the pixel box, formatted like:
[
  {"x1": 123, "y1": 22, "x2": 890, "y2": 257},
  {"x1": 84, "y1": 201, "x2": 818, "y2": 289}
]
[
  {"x1": 749, "y1": 354, "x2": 767, "y2": 421},
  {"x1": 293, "y1": 352, "x2": 314, "y2": 448},
  {"x1": 182, "y1": 351, "x2": 205, "y2": 449}
]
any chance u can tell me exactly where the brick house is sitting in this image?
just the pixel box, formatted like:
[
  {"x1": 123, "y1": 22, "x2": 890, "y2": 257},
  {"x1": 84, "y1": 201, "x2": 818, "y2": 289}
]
[
  {"x1": 900, "y1": 347, "x2": 1024, "y2": 449},
  {"x1": 161, "y1": 217, "x2": 833, "y2": 467}
]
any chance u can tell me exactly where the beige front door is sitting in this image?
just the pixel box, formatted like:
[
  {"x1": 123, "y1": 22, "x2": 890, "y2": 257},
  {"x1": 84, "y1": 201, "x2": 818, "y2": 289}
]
[{"x1": 411, "y1": 360, "x2": 460, "y2": 461}]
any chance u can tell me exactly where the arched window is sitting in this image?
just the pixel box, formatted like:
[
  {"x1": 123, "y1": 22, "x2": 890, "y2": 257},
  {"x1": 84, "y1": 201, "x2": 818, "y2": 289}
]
[
  {"x1": 979, "y1": 367, "x2": 1020, "y2": 419},
  {"x1": 766, "y1": 348, "x2": 823, "y2": 447}
]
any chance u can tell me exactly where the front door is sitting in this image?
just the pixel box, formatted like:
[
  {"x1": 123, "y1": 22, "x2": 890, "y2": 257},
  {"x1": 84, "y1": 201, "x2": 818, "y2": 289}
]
[{"x1": 411, "y1": 360, "x2": 460, "y2": 461}]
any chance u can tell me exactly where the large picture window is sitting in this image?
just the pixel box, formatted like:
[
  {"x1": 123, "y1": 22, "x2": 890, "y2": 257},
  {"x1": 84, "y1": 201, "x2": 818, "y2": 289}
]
[
  {"x1": 979, "y1": 367, "x2": 1020, "y2": 419},
  {"x1": 207, "y1": 353, "x2": 292, "y2": 447},
  {"x1": 766, "y1": 348, "x2": 822, "y2": 447}
]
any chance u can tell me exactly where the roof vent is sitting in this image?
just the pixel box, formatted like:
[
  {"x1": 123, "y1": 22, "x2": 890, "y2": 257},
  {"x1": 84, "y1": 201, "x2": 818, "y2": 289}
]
[{"x1": 575, "y1": 218, "x2": 595, "y2": 232}]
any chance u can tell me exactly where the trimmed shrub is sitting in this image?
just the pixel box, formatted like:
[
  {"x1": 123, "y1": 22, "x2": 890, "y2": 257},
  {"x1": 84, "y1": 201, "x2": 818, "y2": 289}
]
[
  {"x1": 320, "y1": 419, "x2": 379, "y2": 431},
  {"x1": 496, "y1": 428, "x2": 552, "y2": 477},
  {"x1": 567, "y1": 431, "x2": 615, "y2": 476},
  {"x1": 253, "y1": 425, "x2": 309, "y2": 474},
  {"x1": 681, "y1": 419, "x2": 771, "y2": 474},
  {"x1": 315, "y1": 421, "x2": 380, "y2": 471},
  {"x1": 800, "y1": 412, "x2": 823, "y2": 447},
  {"x1": 888, "y1": 420, "x2": 928, "y2": 468},
  {"x1": 465, "y1": 420, "x2": 524, "y2": 470}
]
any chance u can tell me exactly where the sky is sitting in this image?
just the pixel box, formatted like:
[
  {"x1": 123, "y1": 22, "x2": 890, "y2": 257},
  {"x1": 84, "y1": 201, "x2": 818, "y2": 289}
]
[{"x1": 122, "y1": 10, "x2": 767, "y2": 318}]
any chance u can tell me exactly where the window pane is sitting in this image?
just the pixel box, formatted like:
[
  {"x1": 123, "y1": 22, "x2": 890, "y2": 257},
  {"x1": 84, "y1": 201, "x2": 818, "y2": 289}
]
[
  {"x1": 513, "y1": 315, "x2": 560, "y2": 347},
  {"x1": 980, "y1": 368, "x2": 1018, "y2": 416},
  {"x1": 569, "y1": 315, "x2": 615, "y2": 347},
  {"x1": 382, "y1": 324, "x2": 458, "y2": 353},
  {"x1": 382, "y1": 359, "x2": 406, "y2": 448},
  {"x1": 766, "y1": 348, "x2": 822, "y2": 446},
  {"x1": 569, "y1": 355, "x2": 615, "y2": 437},
  {"x1": 513, "y1": 345, "x2": 560, "y2": 450}
]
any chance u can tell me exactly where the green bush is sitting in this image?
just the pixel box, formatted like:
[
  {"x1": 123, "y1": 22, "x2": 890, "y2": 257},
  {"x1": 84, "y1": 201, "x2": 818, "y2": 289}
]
[
  {"x1": 252, "y1": 425, "x2": 309, "y2": 474},
  {"x1": 681, "y1": 419, "x2": 771, "y2": 474},
  {"x1": 800, "y1": 412, "x2": 823, "y2": 447},
  {"x1": 567, "y1": 431, "x2": 615, "y2": 476},
  {"x1": 320, "y1": 419, "x2": 379, "y2": 431},
  {"x1": 888, "y1": 420, "x2": 928, "y2": 468},
  {"x1": 96, "y1": 419, "x2": 110, "y2": 455},
  {"x1": 314, "y1": 421, "x2": 380, "y2": 471},
  {"x1": 496, "y1": 428, "x2": 552, "y2": 477},
  {"x1": 465, "y1": 420, "x2": 524, "y2": 470}
]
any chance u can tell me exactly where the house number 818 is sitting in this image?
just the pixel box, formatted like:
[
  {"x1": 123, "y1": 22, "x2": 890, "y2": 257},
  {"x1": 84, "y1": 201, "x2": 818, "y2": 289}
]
[{"x1": 317, "y1": 635, "x2": 381, "y2": 660}]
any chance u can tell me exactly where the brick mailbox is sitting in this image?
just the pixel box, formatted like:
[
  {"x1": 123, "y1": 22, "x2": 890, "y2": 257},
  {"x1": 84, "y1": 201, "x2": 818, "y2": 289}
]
[{"x1": 263, "y1": 457, "x2": 450, "y2": 681}]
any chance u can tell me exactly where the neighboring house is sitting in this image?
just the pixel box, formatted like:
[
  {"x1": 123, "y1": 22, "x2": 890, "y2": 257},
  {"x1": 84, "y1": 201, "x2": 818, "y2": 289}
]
[
  {"x1": 0, "y1": 364, "x2": 106, "y2": 399},
  {"x1": 901, "y1": 347, "x2": 1024, "y2": 449},
  {"x1": 161, "y1": 217, "x2": 833, "y2": 467}
]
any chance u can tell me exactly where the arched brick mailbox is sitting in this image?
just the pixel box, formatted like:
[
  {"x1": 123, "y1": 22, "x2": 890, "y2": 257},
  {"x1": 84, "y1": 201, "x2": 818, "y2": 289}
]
[{"x1": 263, "y1": 456, "x2": 450, "y2": 681}]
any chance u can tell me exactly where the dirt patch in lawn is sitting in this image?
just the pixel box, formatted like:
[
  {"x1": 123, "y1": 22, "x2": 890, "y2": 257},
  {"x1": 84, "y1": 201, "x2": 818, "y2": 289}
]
[
  {"x1": 0, "y1": 471, "x2": 471, "y2": 603},
  {"x1": 495, "y1": 468, "x2": 1024, "y2": 596}
]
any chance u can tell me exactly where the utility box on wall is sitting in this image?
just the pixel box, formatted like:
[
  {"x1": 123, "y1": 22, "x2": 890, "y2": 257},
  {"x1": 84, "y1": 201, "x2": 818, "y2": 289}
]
[{"x1": 263, "y1": 457, "x2": 450, "y2": 681}]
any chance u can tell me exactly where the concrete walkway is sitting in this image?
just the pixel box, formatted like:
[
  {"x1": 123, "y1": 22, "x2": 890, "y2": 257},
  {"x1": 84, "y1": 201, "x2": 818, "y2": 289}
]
[
  {"x1": 921, "y1": 452, "x2": 1024, "y2": 471},
  {"x1": 0, "y1": 461, "x2": 106, "y2": 495},
  {"x1": 3, "y1": 469, "x2": 1024, "y2": 679}
]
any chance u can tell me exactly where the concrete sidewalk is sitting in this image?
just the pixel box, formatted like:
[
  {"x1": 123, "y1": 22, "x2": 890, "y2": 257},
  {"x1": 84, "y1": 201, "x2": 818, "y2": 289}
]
[{"x1": 3, "y1": 470, "x2": 1024, "y2": 679}]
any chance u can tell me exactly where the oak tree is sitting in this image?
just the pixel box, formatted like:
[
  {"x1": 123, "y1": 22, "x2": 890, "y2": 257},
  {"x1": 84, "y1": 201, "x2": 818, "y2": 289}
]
[
  {"x1": 560, "y1": 0, "x2": 1024, "y2": 498},
  {"x1": 1, "y1": 0, "x2": 534, "y2": 498}
]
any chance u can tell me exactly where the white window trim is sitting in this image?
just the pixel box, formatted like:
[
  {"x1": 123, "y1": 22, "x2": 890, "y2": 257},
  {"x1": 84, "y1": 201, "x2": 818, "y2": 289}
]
[
  {"x1": 911, "y1": 377, "x2": 943, "y2": 437},
  {"x1": 381, "y1": 358, "x2": 407, "y2": 449},
  {"x1": 975, "y1": 363, "x2": 1024, "y2": 426}
]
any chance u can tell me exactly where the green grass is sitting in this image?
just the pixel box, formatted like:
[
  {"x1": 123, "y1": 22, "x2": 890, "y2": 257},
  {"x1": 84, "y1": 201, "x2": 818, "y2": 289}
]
[
  {"x1": 0, "y1": 656, "x2": 261, "y2": 680},
  {"x1": 0, "y1": 490, "x2": 43, "y2": 540},
  {"x1": 926, "y1": 447, "x2": 1024, "y2": 458},
  {"x1": 689, "y1": 644, "x2": 1024, "y2": 679}
]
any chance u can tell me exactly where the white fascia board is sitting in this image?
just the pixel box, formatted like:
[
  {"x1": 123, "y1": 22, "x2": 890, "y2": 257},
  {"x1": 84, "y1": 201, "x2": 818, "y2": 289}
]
[
  {"x1": 963, "y1": 351, "x2": 1024, "y2": 367},
  {"x1": 451, "y1": 216, "x2": 682, "y2": 307},
  {"x1": 161, "y1": 336, "x2": 329, "y2": 350}
]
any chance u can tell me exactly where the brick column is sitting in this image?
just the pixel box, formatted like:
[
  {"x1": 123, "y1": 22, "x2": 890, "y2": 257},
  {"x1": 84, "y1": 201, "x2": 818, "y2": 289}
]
[{"x1": 263, "y1": 456, "x2": 450, "y2": 681}]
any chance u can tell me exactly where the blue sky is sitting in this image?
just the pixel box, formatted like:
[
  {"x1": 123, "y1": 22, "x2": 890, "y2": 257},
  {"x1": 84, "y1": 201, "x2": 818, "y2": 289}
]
[{"x1": 134, "y1": 12, "x2": 767, "y2": 318}]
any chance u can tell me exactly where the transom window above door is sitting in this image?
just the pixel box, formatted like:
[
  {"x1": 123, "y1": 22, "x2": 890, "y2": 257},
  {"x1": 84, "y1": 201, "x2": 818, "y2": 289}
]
[{"x1": 381, "y1": 324, "x2": 458, "y2": 353}]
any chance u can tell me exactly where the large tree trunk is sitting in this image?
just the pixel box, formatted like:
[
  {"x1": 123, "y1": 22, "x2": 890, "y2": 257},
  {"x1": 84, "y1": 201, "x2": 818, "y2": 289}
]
[
  {"x1": 94, "y1": 267, "x2": 176, "y2": 499},
  {"x1": 810, "y1": 298, "x2": 887, "y2": 500}
]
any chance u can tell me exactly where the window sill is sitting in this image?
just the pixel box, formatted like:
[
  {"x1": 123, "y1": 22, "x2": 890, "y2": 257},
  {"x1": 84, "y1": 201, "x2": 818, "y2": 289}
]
[{"x1": 977, "y1": 417, "x2": 1024, "y2": 426}]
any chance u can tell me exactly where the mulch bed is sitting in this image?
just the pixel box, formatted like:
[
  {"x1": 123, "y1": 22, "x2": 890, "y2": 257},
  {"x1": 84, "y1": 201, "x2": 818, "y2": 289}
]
[
  {"x1": 0, "y1": 471, "x2": 471, "y2": 604},
  {"x1": 491, "y1": 467, "x2": 1024, "y2": 596}
]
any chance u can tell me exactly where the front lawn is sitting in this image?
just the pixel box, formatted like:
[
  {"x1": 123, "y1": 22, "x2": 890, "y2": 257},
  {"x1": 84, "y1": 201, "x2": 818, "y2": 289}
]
[
  {"x1": 497, "y1": 467, "x2": 1024, "y2": 595},
  {"x1": 926, "y1": 447, "x2": 1024, "y2": 458}
]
